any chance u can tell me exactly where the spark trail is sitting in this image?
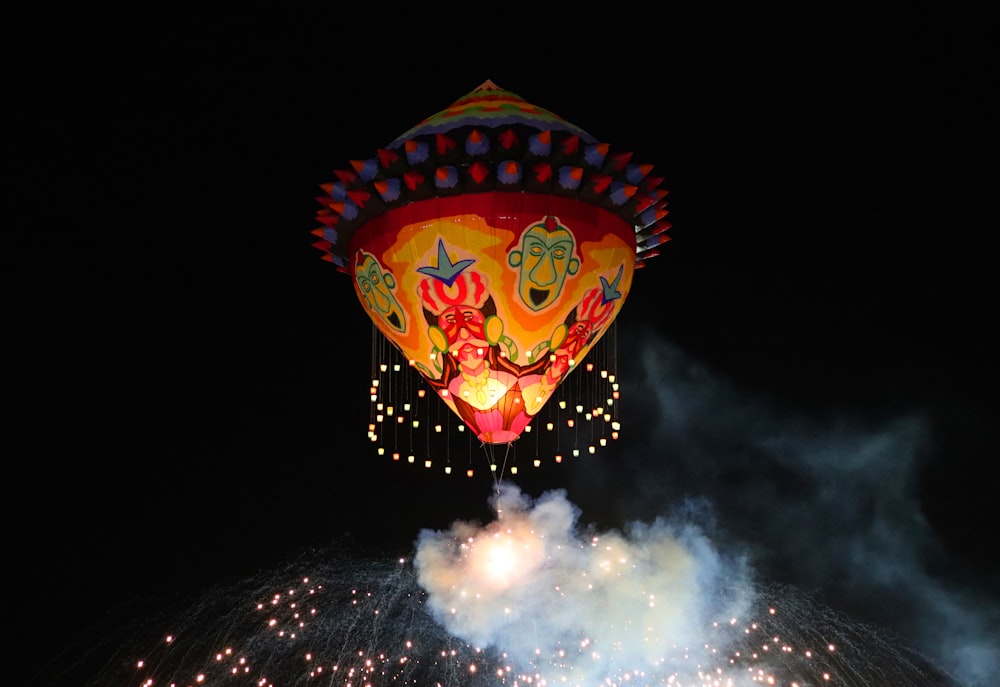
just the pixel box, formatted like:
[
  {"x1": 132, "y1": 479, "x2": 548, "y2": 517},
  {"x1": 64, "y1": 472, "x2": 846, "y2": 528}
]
[{"x1": 71, "y1": 486, "x2": 955, "y2": 687}]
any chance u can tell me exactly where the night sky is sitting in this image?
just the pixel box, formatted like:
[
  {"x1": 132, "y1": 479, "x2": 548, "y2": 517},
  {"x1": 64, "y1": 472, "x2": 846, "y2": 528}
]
[{"x1": 9, "y1": 6, "x2": 997, "y2": 687}]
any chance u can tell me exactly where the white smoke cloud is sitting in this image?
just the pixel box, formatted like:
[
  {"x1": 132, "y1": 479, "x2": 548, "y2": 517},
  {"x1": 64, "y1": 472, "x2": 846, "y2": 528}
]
[
  {"x1": 590, "y1": 332, "x2": 999, "y2": 687},
  {"x1": 414, "y1": 483, "x2": 755, "y2": 685}
]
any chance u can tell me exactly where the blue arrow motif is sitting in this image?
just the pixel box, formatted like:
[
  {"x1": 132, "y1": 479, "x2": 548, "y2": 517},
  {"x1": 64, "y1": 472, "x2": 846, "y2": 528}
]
[
  {"x1": 599, "y1": 264, "x2": 624, "y2": 304},
  {"x1": 417, "y1": 239, "x2": 476, "y2": 287}
]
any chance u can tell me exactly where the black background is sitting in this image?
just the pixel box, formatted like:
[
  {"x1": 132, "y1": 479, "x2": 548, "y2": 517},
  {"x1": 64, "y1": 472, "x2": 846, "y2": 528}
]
[{"x1": 8, "y1": 5, "x2": 996, "y2": 686}]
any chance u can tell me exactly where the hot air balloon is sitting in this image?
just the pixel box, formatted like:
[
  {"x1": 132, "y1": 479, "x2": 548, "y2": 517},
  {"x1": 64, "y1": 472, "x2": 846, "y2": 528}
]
[{"x1": 312, "y1": 81, "x2": 670, "y2": 477}]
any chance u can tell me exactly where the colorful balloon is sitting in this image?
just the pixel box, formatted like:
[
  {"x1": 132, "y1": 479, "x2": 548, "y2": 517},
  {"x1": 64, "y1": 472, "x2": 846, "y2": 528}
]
[{"x1": 313, "y1": 81, "x2": 669, "y2": 447}]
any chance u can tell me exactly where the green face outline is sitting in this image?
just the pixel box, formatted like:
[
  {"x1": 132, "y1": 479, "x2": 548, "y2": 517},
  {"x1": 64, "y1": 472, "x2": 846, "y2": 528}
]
[
  {"x1": 508, "y1": 217, "x2": 580, "y2": 311},
  {"x1": 355, "y1": 251, "x2": 407, "y2": 333}
]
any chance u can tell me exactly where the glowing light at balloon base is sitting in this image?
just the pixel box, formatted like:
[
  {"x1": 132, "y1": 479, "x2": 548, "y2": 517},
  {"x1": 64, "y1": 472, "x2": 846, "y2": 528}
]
[{"x1": 364, "y1": 320, "x2": 623, "y2": 479}]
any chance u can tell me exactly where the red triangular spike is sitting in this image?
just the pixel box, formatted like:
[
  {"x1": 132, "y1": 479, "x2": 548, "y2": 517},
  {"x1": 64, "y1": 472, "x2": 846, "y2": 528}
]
[
  {"x1": 532, "y1": 162, "x2": 553, "y2": 182},
  {"x1": 561, "y1": 135, "x2": 580, "y2": 156},
  {"x1": 468, "y1": 161, "x2": 490, "y2": 184},
  {"x1": 347, "y1": 189, "x2": 371, "y2": 206},
  {"x1": 435, "y1": 133, "x2": 457, "y2": 155},
  {"x1": 608, "y1": 151, "x2": 633, "y2": 171},
  {"x1": 377, "y1": 148, "x2": 399, "y2": 168},
  {"x1": 403, "y1": 170, "x2": 425, "y2": 190},
  {"x1": 498, "y1": 128, "x2": 519, "y2": 150},
  {"x1": 333, "y1": 169, "x2": 357, "y2": 184},
  {"x1": 642, "y1": 175, "x2": 666, "y2": 191},
  {"x1": 319, "y1": 182, "x2": 335, "y2": 194},
  {"x1": 591, "y1": 174, "x2": 612, "y2": 194}
]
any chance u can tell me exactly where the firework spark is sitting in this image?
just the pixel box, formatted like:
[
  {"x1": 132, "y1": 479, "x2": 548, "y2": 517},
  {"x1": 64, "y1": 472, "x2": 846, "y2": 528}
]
[{"x1": 74, "y1": 485, "x2": 953, "y2": 687}]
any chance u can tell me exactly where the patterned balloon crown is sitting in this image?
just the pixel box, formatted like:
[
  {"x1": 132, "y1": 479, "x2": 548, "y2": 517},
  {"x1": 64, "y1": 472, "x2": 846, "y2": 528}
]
[{"x1": 311, "y1": 80, "x2": 671, "y2": 271}]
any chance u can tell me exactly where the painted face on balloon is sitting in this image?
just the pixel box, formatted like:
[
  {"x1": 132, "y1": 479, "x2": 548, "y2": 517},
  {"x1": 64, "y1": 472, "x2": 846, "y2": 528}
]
[
  {"x1": 438, "y1": 305, "x2": 488, "y2": 366},
  {"x1": 355, "y1": 251, "x2": 407, "y2": 333},
  {"x1": 509, "y1": 216, "x2": 580, "y2": 311}
]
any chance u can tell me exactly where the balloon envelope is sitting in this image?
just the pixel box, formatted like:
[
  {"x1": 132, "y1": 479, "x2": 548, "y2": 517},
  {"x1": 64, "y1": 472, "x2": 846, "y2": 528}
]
[{"x1": 315, "y1": 81, "x2": 668, "y2": 444}]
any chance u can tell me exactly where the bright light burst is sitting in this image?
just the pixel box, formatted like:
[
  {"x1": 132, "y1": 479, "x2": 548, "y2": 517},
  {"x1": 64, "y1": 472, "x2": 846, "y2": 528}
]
[{"x1": 79, "y1": 488, "x2": 952, "y2": 687}]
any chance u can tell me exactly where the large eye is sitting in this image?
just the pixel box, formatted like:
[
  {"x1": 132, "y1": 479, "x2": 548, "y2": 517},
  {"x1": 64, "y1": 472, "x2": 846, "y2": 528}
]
[
  {"x1": 529, "y1": 244, "x2": 544, "y2": 256},
  {"x1": 552, "y1": 247, "x2": 566, "y2": 259}
]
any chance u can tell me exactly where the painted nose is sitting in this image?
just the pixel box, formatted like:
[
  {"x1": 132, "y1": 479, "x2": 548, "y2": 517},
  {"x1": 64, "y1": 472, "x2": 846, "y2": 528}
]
[{"x1": 530, "y1": 255, "x2": 556, "y2": 286}]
